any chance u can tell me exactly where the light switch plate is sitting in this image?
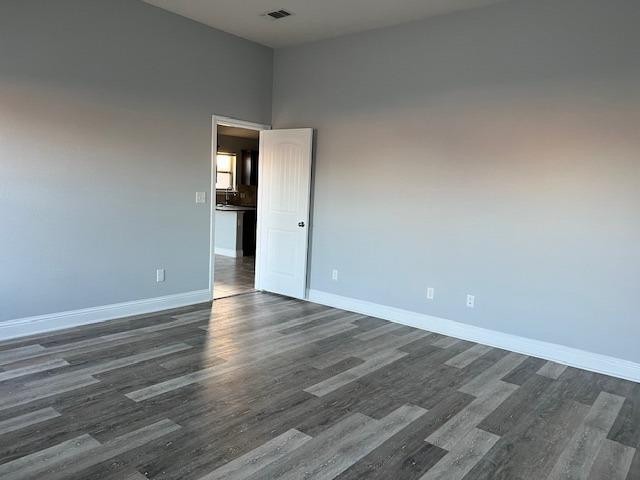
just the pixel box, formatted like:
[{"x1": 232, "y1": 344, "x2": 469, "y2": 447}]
[
  {"x1": 195, "y1": 192, "x2": 206, "y2": 204},
  {"x1": 156, "y1": 269, "x2": 165, "y2": 282}
]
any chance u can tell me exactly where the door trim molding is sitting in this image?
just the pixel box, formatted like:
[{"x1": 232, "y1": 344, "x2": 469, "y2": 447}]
[
  {"x1": 0, "y1": 289, "x2": 212, "y2": 341},
  {"x1": 307, "y1": 289, "x2": 640, "y2": 383},
  {"x1": 210, "y1": 115, "x2": 270, "y2": 299}
]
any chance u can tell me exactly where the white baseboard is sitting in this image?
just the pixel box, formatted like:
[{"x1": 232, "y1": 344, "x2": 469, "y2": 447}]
[
  {"x1": 215, "y1": 247, "x2": 243, "y2": 258},
  {"x1": 307, "y1": 289, "x2": 640, "y2": 383},
  {"x1": 0, "y1": 289, "x2": 212, "y2": 341}
]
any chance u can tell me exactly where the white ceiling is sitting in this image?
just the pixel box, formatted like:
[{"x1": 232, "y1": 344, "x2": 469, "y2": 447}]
[{"x1": 143, "y1": 0, "x2": 509, "y2": 48}]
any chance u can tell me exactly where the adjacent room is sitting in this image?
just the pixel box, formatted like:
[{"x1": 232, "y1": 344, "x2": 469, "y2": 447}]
[
  {"x1": 213, "y1": 125, "x2": 260, "y2": 299},
  {"x1": 1, "y1": 0, "x2": 639, "y2": 479}
]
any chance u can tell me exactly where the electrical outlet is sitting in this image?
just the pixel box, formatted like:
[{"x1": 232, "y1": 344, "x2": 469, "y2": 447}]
[
  {"x1": 466, "y1": 294, "x2": 475, "y2": 308},
  {"x1": 195, "y1": 191, "x2": 206, "y2": 204},
  {"x1": 332, "y1": 269, "x2": 338, "y2": 281},
  {"x1": 426, "y1": 287, "x2": 434, "y2": 300},
  {"x1": 156, "y1": 268, "x2": 165, "y2": 282}
]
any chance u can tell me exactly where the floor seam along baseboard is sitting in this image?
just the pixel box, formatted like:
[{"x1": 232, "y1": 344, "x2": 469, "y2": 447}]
[
  {"x1": 306, "y1": 289, "x2": 640, "y2": 384},
  {"x1": 0, "y1": 289, "x2": 212, "y2": 341}
]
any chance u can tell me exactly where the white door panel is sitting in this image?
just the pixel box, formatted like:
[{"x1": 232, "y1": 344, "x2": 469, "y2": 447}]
[{"x1": 256, "y1": 129, "x2": 313, "y2": 299}]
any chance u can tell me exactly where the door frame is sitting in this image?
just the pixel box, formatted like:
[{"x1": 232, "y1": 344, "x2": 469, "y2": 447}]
[{"x1": 209, "y1": 115, "x2": 271, "y2": 299}]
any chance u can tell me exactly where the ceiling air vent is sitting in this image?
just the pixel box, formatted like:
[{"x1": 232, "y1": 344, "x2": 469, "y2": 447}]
[{"x1": 265, "y1": 9, "x2": 292, "y2": 20}]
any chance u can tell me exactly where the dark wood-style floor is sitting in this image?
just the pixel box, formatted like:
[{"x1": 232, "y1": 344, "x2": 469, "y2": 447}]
[
  {"x1": 213, "y1": 255, "x2": 255, "y2": 299},
  {"x1": 0, "y1": 292, "x2": 639, "y2": 479}
]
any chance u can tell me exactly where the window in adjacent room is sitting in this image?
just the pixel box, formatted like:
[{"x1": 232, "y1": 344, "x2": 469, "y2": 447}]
[{"x1": 216, "y1": 153, "x2": 236, "y2": 190}]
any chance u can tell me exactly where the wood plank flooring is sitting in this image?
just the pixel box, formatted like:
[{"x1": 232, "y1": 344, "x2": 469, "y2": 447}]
[
  {"x1": 213, "y1": 255, "x2": 255, "y2": 299},
  {"x1": 0, "y1": 292, "x2": 639, "y2": 479}
]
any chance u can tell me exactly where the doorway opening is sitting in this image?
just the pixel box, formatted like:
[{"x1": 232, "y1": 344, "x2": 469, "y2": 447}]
[
  {"x1": 209, "y1": 116, "x2": 313, "y2": 302},
  {"x1": 210, "y1": 117, "x2": 269, "y2": 300}
]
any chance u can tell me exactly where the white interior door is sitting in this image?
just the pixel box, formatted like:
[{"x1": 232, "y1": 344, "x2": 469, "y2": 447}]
[{"x1": 256, "y1": 128, "x2": 313, "y2": 299}]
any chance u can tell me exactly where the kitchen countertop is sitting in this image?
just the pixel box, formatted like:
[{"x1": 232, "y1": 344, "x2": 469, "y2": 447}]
[{"x1": 215, "y1": 204, "x2": 256, "y2": 212}]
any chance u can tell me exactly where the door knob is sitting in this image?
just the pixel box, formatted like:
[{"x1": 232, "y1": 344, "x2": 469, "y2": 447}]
[{"x1": 298, "y1": 221, "x2": 305, "y2": 227}]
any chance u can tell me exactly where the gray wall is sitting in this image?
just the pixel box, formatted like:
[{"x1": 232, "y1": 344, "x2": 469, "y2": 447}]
[
  {"x1": 0, "y1": 0, "x2": 272, "y2": 320},
  {"x1": 273, "y1": 0, "x2": 640, "y2": 362}
]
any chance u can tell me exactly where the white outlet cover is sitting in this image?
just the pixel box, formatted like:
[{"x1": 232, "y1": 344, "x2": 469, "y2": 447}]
[
  {"x1": 426, "y1": 287, "x2": 434, "y2": 300},
  {"x1": 332, "y1": 269, "x2": 338, "y2": 281},
  {"x1": 466, "y1": 294, "x2": 475, "y2": 308},
  {"x1": 195, "y1": 191, "x2": 207, "y2": 204}
]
